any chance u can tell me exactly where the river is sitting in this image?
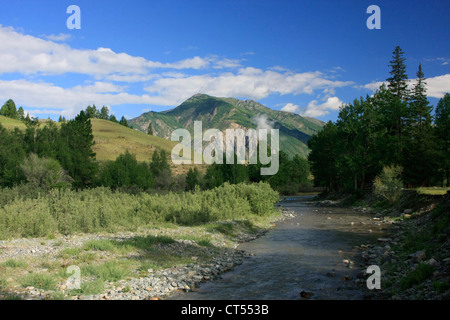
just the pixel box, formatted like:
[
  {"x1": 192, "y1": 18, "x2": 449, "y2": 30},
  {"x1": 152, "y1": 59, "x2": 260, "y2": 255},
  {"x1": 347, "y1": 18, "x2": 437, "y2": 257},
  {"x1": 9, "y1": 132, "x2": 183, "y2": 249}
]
[{"x1": 170, "y1": 196, "x2": 386, "y2": 300}]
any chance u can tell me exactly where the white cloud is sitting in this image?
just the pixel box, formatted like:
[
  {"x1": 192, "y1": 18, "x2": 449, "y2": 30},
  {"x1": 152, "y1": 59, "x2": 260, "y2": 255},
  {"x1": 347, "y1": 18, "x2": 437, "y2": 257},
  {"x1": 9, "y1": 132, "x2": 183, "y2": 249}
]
[
  {"x1": 0, "y1": 26, "x2": 222, "y2": 78},
  {"x1": 300, "y1": 97, "x2": 344, "y2": 117},
  {"x1": 281, "y1": 98, "x2": 344, "y2": 118},
  {"x1": 41, "y1": 33, "x2": 72, "y2": 42},
  {"x1": 269, "y1": 66, "x2": 291, "y2": 72},
  {"x1": 0, "y1": 79, "x2": 172, "y2": 119},
  {"x1": 281, "y1": 103, "x2": 300, "y2": 113},
  {"x1": 212, "y1": 57, "x2": 243, "y2": 69},
  {"x1": 144, "y1": 68, "x2": 353, "y2": 104},
  {"x1": 106, "y1": 73, "x2": 159, "y2": 83},
  {"x1": 0, "y1": 25, "x2": 356, "y2": 118},
  {"x1": 426, "y1": 74, "x2": 450, "y2": 98}
]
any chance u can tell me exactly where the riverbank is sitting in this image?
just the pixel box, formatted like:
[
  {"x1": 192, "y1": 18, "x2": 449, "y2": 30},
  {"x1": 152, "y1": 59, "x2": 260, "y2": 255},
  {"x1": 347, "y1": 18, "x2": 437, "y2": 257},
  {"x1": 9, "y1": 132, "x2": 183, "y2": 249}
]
[
  {"x1": 316, "y1": 190, "x2": 450, "y2": 300},
  {"x1": 0, "y1": 207, "x2": 294, "y2": 300}
]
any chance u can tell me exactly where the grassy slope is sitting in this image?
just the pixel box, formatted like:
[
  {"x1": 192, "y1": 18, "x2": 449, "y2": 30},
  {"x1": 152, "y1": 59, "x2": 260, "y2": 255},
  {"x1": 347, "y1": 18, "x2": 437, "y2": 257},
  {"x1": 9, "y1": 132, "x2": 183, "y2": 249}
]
[
  {"x1": 0, "y1": 116, "x2": 26, "y2": 131},
  {"x1": 0, "y1": 116, "x2": 204, "y2": 175},
  {"x1": 90, "y1": 119, "x2": 176, "y2": 162}
]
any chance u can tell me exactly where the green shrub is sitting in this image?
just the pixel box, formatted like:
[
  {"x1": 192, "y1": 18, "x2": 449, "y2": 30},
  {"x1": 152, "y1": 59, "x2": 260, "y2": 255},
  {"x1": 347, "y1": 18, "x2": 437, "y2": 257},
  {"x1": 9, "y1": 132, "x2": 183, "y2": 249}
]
[
  {"x1": 20, "y1": 153, "x2": 72, "y2": 190},
  {"x1": 0, "y1": 182, "x2": 279, "y2": 238},
  {"x1": 374, "y1": 165, "x2": 403, "y2": 204}
]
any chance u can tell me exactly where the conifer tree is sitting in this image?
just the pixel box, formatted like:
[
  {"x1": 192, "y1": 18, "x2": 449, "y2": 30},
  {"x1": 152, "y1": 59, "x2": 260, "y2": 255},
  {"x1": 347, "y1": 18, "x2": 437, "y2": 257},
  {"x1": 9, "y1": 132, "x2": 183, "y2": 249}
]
[
  {"x1": 403, "y1": 64, "x2": 438, "y2": 186},
  {"x1": 119, "y1": 116, "x2": 129, "y2": 127},
  {"x1": 0, "y1": 99, "x2": 18, "y2": 119},
  {"x1": 387, "y1": 46, "x2": 409, "y2": 101},
  {"x1": 100, "y1": 106, "x2": 109, "y2": 120},
  {"x1": 384, "y1": 47, "x2": 410, "y2": 165},
  {"x1": 17, "y1": 107, "x2": 25, "y2": 121}
]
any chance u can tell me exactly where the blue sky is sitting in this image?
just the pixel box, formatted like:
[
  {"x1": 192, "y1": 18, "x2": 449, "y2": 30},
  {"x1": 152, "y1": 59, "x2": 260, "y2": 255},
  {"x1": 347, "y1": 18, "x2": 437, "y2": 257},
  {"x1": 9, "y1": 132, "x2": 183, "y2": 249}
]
[{"x1": 0, "y1": 0, "x2": 449, "y2": 122}]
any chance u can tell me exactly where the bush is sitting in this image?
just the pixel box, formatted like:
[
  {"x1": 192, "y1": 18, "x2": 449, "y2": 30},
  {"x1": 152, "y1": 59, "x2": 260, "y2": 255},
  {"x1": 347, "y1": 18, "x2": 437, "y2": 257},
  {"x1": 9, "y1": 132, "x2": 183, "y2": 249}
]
[
  {"x1": 0, "y1": 182, "x2": 279, "y2": 238},
  {"x1": 373, "y1": 165, "x2": 403, "y2": 204},
  {"x1": 20, "y1": 153, "x2": 72, "y2": 190}
]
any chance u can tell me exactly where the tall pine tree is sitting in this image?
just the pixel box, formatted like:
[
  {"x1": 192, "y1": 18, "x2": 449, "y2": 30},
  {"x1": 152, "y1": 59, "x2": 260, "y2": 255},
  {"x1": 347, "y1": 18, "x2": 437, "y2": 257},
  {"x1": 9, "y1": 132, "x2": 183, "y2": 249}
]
[
  {"x1": 58, "y1": 110, "x2": 98, "y2": 188},
  {"x1": 403, "y1": 64, "x2": 438, "y2": 186},
  {"x1": 387, "y1": 46, "x2": 409, "y2": 100},
  {"x1": 384, "y1": 46, "x2": 409, "y2": 165},
  {"x1": 435, "y1": 93, "x2": 450, "y2": 187}
]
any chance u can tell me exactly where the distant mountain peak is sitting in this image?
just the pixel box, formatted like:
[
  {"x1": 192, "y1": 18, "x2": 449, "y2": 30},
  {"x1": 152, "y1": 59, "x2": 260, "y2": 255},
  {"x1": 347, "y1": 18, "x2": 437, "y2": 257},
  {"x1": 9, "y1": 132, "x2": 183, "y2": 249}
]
[{"x1": 129, "y1": 95, "x2": 325, "y2": 158}]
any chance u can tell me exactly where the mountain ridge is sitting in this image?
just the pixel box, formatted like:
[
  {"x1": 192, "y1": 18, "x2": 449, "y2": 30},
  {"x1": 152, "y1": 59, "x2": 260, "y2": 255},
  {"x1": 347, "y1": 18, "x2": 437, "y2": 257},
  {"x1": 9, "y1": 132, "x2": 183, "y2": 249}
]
[{"x1": 129, "y1": 94, "x2": 325, "y2": 158}]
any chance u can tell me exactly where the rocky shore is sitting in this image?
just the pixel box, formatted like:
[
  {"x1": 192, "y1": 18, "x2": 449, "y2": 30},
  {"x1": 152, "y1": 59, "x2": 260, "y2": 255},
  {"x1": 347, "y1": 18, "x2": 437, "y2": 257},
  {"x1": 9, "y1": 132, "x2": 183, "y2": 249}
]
[
  {"x1": 0, "y1": 208, "x2": 295, "y2": 300},
  {"x1": 351, "y1": 193, "x2": 449, "y2": 300},
  {"x1": 310, "y1": 191, "x2": 449, "y2": 300}
]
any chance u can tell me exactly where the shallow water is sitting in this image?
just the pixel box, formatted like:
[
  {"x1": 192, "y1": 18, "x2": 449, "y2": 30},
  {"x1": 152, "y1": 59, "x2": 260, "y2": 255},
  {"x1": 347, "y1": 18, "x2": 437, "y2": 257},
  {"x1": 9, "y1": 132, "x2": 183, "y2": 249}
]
[{"x1": 170, "y1": 196, "x2": 385, "y2": 300}]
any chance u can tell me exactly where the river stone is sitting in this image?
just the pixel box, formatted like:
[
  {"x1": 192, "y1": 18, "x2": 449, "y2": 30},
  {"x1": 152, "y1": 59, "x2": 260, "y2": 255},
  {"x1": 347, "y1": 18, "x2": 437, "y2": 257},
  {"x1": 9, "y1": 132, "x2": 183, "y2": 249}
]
[
  {"x1": 426, "y1": 258, "x2": 438, "y2": 266},
  {"x1": 409, "y1": 250, "x2": 426, "y2": 263}
]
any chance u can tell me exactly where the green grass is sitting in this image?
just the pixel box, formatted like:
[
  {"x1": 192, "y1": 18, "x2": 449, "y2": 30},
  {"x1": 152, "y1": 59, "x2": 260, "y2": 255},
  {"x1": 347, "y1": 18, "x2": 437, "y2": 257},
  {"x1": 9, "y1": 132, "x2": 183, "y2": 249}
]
[
  {"x1": 83, "y1": 240, "x2": 117, "y2": 252},
  {"x1": 0, "y1": 116, "x2": 26, "y2": 131},
  {"x1": 137, "y1": 260, "x2": 161, "y2": 273},
  {"x1": 433, "y1": 280, "x2": 450, "y2": 294},
  {"x1": 178, "y1": 235, "x2": 214, "y2": 247},
  {"x1": 20, "y1": 273, "x2": 57, "y2": 290},
  {"x1": 415, "y1": 187, "x2": 450, "y2": 195},
  {"x1": 82, "y1": 261, "x2": 131, "y2": 282},
  {"x1": 90, "y1": 119, "x2": 177, "y2": 162},
  {"x1": 58, "y1": 247, "x2": 83, "y2": 258},
  {"x1": 47, "y1": 291, "x2": 66, "y2": 300},
  {"x1": 0, "y1": 278, "x2": 7, "y2": 289},
  {"x1": 82, "y1": 235, "x2": 176, "y2": 254},
  {"x1": 70, "y1": 278, "x2": 105, "y2": 296},
  {"x1": 0, "y1": 293, "x2": 23, "y2": 300},
  {"x1": 399, "y1": 203, "x2": 448, "y2": 256},
  {"x1": 135, "y1": 251, "x2": 193, "y2": 270},
  {"x1": 1, "y1": 259, "x2": 28, "y2": 268},
  {"x1": 207, "y1": 220, "x2": 259, "y2": 239},
  {"x1": 400, "y1": 263, "x2": 434, "y2": 290}
]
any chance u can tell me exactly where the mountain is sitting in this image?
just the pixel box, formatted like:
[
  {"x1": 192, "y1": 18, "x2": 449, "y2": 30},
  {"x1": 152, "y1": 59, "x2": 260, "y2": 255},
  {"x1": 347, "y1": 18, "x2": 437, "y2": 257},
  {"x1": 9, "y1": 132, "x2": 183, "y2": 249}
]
[{"x1": 129, "y1": 94, "x2": 325, "y2": 158}]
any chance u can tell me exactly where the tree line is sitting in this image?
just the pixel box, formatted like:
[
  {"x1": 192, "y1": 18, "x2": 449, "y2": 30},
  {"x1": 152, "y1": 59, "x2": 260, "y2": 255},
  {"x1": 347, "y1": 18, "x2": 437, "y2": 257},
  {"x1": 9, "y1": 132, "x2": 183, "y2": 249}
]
[
  {"x1": 185, "y1": 150, "x2": 311, "y2": 194},
  {"x1": 1, "y1": 100, "x2": 312, "y2": 194},
  {"x1": 307, "y1": 46, "x2": 450, "y2": 193},
  {"x1": 0, "y1": 100, "x2": 130, "y2": 128}
]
